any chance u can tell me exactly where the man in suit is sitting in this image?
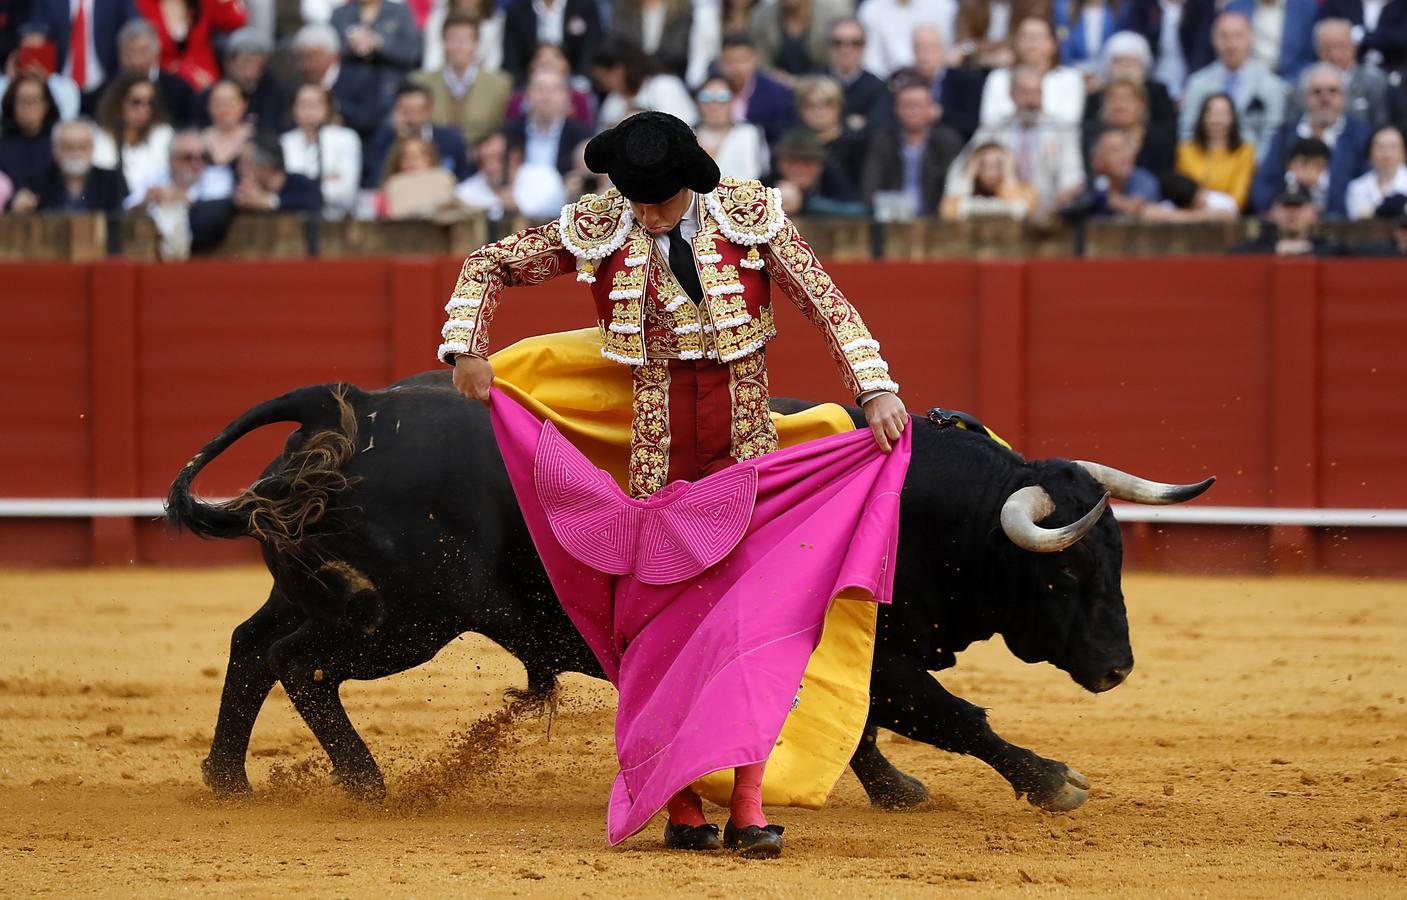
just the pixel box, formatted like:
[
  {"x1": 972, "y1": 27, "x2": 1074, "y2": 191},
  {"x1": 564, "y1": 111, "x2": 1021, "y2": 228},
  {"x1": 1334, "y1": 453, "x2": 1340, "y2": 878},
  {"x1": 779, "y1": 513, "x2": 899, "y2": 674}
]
[
  {"x1": 502, "y1": 68, "x2": 592, "y2": 175},
  {"x1": 1225, "y1": 0, "x2": 1320, "y2": 82},
  {"x1": 1179, "y1": 10, "x2": 1290, "y2": 161},
  {"x1": 235, "y1": 132, "x2": 322, "y2": 213},
  {"x1": 1252, "y1": 62, "x2": 1372, "y2": 216},
  {"x1": 412, "y1": 12, "x2": 512, "y2": 149},
  {"x1": 502, "y1": 0, "x2": 602, "y2": 85},
  {"x1": 1116, "y1": 0, "x2": 1221, "y2": 98},
  {"x1": 38, "y1": 118, "x2": 126, "y2": 212},
  {"x1": 950, "y1": 65, "x2": 1085, "y2": 214},
  {"x1": 717, "y1": 32, "x2": 795, "y2": 147},
  {"x1": 1285, "y1": 18, "x2": 1390, "y2": 129},
  {"x1": 21, "y1": 0, "x2": 137, "y2": 97},
  {"x1": 363, "y1": 81, "x2": 473, "y2": 188},
  {"x1": 293, "y1": 22, "x2": 386, "y2": 141},
  {"x1": 827, "y1": 17, "x2": 892, "y2": 133},
  {"x1": 910, "y1": 23, "x2": 986, "y2": 141},
  {"x1": 860, "y1": 78, "x2": 964, "y2": 216},
  {"x1": 198, "y1": 27, "x2": 289, "y2": 134},
  {"x1": 329, "y1": 0, "x2": 422, "y2": 109},
  {"x1": 82, "y1": 18, "x2": 195, "y2": 126},
  {"x1": 1316, "y1": 0, "x2": 1407, "y2": 71}
]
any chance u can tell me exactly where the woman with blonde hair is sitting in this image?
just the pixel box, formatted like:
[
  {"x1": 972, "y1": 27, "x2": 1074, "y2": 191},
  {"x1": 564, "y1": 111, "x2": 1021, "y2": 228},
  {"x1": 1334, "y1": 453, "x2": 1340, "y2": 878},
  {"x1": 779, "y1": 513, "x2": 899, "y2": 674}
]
[
  {"x1": 941, "y1": 141, "x2": 1039, "y2": 220},
  {"x1": 793, "y1": 74, "x2": 865, "y2": 177}
]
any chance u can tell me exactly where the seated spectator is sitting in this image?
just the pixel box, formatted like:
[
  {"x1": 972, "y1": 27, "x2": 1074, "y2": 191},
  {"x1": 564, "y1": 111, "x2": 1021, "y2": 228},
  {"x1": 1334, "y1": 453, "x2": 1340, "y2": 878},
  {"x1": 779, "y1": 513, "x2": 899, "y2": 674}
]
[
  {"x1": 294, "y1": 22, "x2": 385, "y2": 140},
  {"x1": 613, "y1": 0, "x2": 692, "y2": 79},
  {"x1": 717, "y1": 32, "x2": 795, "y2": 146},
  {"x1": 859, "y1": 0, "x2": 957, "y2": 78},
  {"x1": 1086, "y1": 77, "x2": 1176, "y2": 177},
  {"x1": 1251, "y1": 62, "x2": 1371, "y2": 216},
  {"x1": 377, "y1": 135, "x2": 457, "y2": 218},
  {"x1": 412, "y1": 13, "x2": 513, "y2": 148},
  {"x1": 281, "y1": 83, "x2": 362, "y2": 220},
  {"x1": 721, "y1": 0, "x2": 759, "y2": 37},
  {"x1": 424, "y1": 0, "x2": 507, "y2": 73},
  {"x1": 234, "y1": 132, "x2": 321, "y2": 213},
  {"x1": 1176, "y1": 94, "x2": 1255, "y2": 209},
  {"x1": 1316, "y1": 0, "x2": 1407, "y2": 70},
  {"x1": 86, "y1": 18, "x2": 196, "y2": 126},
  {"x1": 0, "y1": 72, "x2": 60, "y2": 206},
  {"x1": 503, "y1": 69, "x2": 592, "y2": 176},
  {"x1": 1085, "y1": 126, "x2": 1161, "y2": 215},
  {"x1": 1141, "y1": 171, "x2": 1241, "y2": 220},
  {"x1": 0, "y1": 171, "x2": 11, "y2": 210},
  {"x1": 1286, "y1": 18, "x2": 1390, "y2": 130},
  {"x1": 684, "y1": 0, "x2": 741, "y2": 89},
  {"x1": 954, "y1": 0, "x2": 1052, "y2": 69},
  {"x1": 748, "y1": 0, "x2": 850, "y2": 79},
  {"x1": 330, "y1": 0, "x2": 424, "y2": 106},
  {"x1": 200, "y1": 27, "x2": 288, "y2": 134},
  {"x1": 134, "y1": 0, "x2": 248, "y2": 92},
  {"x1": 1116, "y1": 0, "x2": 1222, "y2": 100},
  {"x1": 1084, "y1": 31, "x2": 1175, "y2": 126},
  {"x1": 201, "y1": 80, "x2": 251, "y2": 167},
  {"x1": 1345, "y1": 125, "x2": 1407, "y2": 219},
  {"x1": 1350, "y1": 207, "x2": 1407, "y2": 256},
  {"x1": 504, "y1": 44, "x2": 596, "y2": 124},
  {"x1": 1178, "y1": 11, "x2": 1289, "y2": 162},
  {"x1": 793, "y1": 75, "x2": 866, "y2": 178},
  {"x1": 93, "y1": 73, "x2": 174, "y2": 189},
  {"x1": 37, "y1": 118, "x2": 128, "y2": 212},
  {"x1": 0, "y1": 40, "x2": 82, "y2": 122},
  {"x1": 126, "y1": 127, "x2": 235, "y2": 258},
  {"x1": 591, "y1": 36, "x2": 697, "y2": 128},
  {"x1": 363, "y1": 82, "x2": 472, "y2": 188},
  {"x1": 693, "y1": 76, "x2": 770, "y2": 180},
  {"x1": 502, "y1": 0, "x2": 602, "y2": 85},
  {"x1": 860, "y1": 78, "x2": 964, "y2": 217},
  {"x1": 980, "y1": 17, "x2": 1086, "y2": 128},
  {"x1": 770, "y1": 127, "x2": 865, "y2": 215},
  {"x1": 1228, "y1": 0, "x2": 1317, "y2": 82},
  {"x1": 19, "y1": 0, "x2": 139, "y2": 102},
  {"x1": 954, "y1": 66, "x2": 1086, "y2": 215},
  {"x1": 1054, "y1": 0, "x2": 1120, "y2": 68},
  {"x1": 1230, "y1": 183, "x2": 1342, "y2": 253},
  {"x1": 456, "y1": 126, "x2": 570, "y2": 223},
  {"x1": 939, "y1": 141, "x2": 1039, "y2": 219},
  {"x1": 907, "y1": 25, "x2": 986, "y2": 142},
  {"x1": 455, "y1": 130, "x2": 514, "y2": 221},
  {"x1": 826, "y1": 17, "x2": 892, "y2": 133}
]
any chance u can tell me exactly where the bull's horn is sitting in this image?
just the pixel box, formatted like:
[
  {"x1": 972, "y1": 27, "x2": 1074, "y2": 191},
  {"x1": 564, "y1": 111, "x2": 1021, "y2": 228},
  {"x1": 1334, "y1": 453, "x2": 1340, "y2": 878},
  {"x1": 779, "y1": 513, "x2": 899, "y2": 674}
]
[
  {"x1": 1000, "y1": 486, "x2": 1111, "y2": 553},
  {"x1": 1075, "y1": 461, "x2": 1216, "y2": 505}
]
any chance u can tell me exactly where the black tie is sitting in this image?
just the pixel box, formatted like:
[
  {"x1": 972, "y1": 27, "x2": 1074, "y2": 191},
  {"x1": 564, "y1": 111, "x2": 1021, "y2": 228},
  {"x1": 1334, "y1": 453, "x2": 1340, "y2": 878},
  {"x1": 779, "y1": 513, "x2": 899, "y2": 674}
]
[{"x1": 667, "y1": 225, "x2": 705, "y2": 305}]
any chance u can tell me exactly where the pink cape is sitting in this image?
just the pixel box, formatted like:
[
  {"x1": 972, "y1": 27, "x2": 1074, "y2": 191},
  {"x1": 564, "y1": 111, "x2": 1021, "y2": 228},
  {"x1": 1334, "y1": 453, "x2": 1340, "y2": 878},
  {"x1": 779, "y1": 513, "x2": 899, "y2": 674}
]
[{"x1": 487, "y1": 387, "x2": 912, "y2": 844}]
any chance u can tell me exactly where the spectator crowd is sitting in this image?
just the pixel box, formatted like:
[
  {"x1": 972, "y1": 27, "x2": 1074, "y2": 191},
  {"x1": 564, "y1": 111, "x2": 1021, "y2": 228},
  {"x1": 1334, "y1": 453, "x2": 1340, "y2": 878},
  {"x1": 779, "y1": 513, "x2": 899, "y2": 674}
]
[{"x1": 2, "y1": 0, "x2": 1406, "y2": 257}]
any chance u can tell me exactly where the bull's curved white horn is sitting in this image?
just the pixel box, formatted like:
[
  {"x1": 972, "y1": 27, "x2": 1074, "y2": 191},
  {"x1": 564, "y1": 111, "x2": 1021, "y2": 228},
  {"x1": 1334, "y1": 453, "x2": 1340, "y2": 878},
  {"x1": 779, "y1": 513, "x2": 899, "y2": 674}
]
[
  {"x1": 1000, "y1": 487, "x2": 1111, "y2": 553},
  {"x1": 1075, "y1": 461, "x2": 1216, "y2": 505}
]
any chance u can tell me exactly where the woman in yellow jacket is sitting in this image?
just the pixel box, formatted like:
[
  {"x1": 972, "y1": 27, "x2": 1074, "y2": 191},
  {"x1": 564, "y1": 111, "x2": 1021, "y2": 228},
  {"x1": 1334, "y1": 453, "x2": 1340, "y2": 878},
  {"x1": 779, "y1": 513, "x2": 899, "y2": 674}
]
[{"x1": 1175, "y1": 93, "x2": 1256, "y2": 211}]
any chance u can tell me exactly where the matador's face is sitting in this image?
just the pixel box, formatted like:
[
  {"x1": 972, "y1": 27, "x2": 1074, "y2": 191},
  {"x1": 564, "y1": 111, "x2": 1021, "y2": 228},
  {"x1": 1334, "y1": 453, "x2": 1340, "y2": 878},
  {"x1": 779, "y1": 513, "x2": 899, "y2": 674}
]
[{"x1": 630, "y1": 188, "x2": 693, "y2": 236}]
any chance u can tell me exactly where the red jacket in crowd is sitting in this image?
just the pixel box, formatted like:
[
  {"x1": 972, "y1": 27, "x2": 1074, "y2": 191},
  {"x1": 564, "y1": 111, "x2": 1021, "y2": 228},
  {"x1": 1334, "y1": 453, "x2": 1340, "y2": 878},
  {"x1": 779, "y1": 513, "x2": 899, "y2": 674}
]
[{"x1": 137, "y1": 0, "x2": 248, "y2": 91}]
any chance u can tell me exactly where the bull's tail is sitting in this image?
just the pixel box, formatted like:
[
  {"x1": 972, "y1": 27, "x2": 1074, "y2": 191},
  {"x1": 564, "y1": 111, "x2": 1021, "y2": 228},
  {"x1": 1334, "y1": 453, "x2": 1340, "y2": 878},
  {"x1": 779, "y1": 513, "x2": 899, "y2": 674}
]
[{"x1": 164, "y1": 384, "x2": 361, "y2": 557}]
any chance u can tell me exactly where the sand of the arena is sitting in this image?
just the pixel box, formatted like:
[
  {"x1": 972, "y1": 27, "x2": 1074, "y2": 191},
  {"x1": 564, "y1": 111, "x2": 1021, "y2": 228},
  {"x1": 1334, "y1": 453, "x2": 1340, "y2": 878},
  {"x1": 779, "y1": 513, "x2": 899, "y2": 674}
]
[{"x1": 0, "y1": 568, "x2": 1403, "y2": 897}]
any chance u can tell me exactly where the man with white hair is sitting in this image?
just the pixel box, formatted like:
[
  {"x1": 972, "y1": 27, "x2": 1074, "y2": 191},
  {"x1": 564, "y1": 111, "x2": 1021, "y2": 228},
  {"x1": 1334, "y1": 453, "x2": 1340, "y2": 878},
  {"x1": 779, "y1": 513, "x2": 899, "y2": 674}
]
[
  {"x1": 82, "y1": 18, "x2": 196, "y2": 125},
  {"x1": 910, "y1": 23, "x2": 987, "y2": 139},
  {"x1": 293, "y1": 22, "x2": 385, "y2": 139},
  {"x1": 1086, "y1": 31, "x2": 1176, "y2": 125},
  {"x1": 859, "y1": 0, "x2": 957, "y2": 78},
  {"x1": 1251, "y1": 61, "x2": 1372, "y2": 215},
  {"x1": 1178, "y1": 10, "x2": 1289, "y2": 160},
  {"x1": 1315, "y1": 0, "x2": 1407, "y2": 71},
  {"x1": 1225, "y1": 0, "x2": 1318, "y2": 81},
  {"x1": 1286, "y1": 18, "x2": 1390, "y2": 128},
  {"x1": 38, "y1": 119, "x2": 127, "y2": 212},
  {"x1": 199, "y1": 27, "x2": 288, "y2": 134}
]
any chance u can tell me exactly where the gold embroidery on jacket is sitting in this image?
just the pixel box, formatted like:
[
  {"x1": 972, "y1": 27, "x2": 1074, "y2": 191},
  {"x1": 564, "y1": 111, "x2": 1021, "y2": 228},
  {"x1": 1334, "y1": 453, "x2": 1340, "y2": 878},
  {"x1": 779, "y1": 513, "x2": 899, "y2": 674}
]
[{"x1": 629, "y1": 360, "x2": 671, "y2": 498}]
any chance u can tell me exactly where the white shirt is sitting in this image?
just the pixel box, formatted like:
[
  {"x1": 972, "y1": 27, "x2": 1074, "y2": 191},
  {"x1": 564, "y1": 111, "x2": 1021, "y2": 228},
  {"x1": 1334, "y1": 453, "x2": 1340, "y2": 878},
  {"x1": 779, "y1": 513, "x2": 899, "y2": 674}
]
[
  {"x1": 94, "y1": 123, "x2": 174, "y2": 194},
  {"x1": 651, "y1": 191, "x2": 700, "y2": 260},
  {"x1": 859, "y1": 0, "x2": 957, "y2": 79},
  {"x1": 282, "y1": 125, "x2": 363, "y2": 219},
  {"x1": 63, "y1": 0, "x2": 105, "y2": 92},
  {"x1": 1252, "y1": 0, "x2": 1284, "y2": 73},
  {"x1": 443, "y1": 64, "x2": 479, "y2": 99},
  {"x1": 987, "y1": 0, "x2": 1011, "y2": 41},
  {"x1": 1364, "y1": 0, "x2": 1387, "y2": 31},
  {"x1": 1345, "y1": 164, "x2": 1407, "y2": 220},
  {"x1": 123, "y1": 162, "x2": 234, "y2": 210},
  {"x1": 1155, "y1": 0, "x2": 1187, "y2": 98},
  {"x1": 698, "y1": 123, "x2": 769, "y2": 181},
  {"x1": 1297, "y1": 115, "x2": 1345, "y2": 150},
  {"x1": 320, "y1": 61, "x2": 341, "y2": 92},
  {"x1": 979, "y1": 66, "x2": 1087, "y2": 127},
  {"x1": 533, "y1": 0, "x2": 567, "y2": 45},
  {"x1": 1081, "y1": 6, "x2": 1107, "y2": 60},
  {"x1": 640, "y1": 1, "x2": 667, "y2": 55},
  {"x1": 596, "y1": 75, "x2": 699, "y2": 128},
  {"x1": 524, "y1": 117, "x2": 564, "y2": 168}
]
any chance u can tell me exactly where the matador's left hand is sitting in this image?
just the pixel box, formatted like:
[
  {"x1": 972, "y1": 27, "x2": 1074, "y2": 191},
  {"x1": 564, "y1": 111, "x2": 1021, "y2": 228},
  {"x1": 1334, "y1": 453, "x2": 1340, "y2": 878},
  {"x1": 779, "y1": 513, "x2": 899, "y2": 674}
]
[{"x1": 862, "y1": 393, "x2": 909, "y2": 454}]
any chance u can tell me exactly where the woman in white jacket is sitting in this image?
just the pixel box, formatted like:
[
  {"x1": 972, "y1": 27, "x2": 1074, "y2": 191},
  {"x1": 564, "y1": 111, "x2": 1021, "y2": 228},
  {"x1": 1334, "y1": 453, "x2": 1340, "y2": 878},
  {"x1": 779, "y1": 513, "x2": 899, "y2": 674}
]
[
  {"x1": 979, "y1": 16, "x2": 1086, "y2": 127},
  {"x1": 280, "y1": 83, "x2": 363, "y2": 220},
  {"x1": 692, "y1": 76, "x2": 769, "y2": 181}
]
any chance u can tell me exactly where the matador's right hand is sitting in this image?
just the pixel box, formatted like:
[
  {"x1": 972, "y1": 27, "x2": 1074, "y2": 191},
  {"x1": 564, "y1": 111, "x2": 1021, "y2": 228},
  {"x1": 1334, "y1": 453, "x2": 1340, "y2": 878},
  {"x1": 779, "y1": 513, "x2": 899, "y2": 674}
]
[{"x1": 453, "y1": 354, "x2": 494, "y2": 405}]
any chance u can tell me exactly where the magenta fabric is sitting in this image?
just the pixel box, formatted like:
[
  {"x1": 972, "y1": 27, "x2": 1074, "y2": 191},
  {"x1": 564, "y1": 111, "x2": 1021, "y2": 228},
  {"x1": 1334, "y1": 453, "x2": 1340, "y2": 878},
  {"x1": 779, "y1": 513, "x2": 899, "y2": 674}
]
[{"x1": 487, "y1": 387, "x2": 912, "y2": 844}]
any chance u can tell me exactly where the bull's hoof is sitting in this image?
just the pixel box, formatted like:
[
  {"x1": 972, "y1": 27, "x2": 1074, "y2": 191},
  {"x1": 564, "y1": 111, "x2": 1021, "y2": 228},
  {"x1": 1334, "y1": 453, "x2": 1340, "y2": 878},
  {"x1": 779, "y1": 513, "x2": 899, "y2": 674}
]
[
  {"x1": 866, "y1": 770, "x2": 931, "y2": 810},
  {"x1": 201, "y1": 757, "x2": 254, "y2": 799},
  {"x1": 1025, "y1": 765, "x2": 1090, "y2": 812},
  {"x1": 330, "y1": 768, "x2": 386, "y2": 802}
]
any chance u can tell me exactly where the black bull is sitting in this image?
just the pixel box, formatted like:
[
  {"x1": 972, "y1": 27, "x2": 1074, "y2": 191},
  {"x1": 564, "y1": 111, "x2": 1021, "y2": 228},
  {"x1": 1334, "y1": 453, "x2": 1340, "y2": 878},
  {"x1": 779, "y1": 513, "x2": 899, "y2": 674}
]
[{"x1": 167, "y1": 371, "x2": 1212, "y2": 813}]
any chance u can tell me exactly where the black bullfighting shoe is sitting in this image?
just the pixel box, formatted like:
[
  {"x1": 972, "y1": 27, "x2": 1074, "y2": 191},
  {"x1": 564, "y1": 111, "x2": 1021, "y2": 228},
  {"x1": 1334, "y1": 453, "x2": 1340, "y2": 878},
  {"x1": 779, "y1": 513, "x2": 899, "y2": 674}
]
[
  {"x1": 722, "y1": 820, "x2": 784, "y2": 858},
  {"x1": 663, "y1": 821, "x2": 722, "y2": 851}
]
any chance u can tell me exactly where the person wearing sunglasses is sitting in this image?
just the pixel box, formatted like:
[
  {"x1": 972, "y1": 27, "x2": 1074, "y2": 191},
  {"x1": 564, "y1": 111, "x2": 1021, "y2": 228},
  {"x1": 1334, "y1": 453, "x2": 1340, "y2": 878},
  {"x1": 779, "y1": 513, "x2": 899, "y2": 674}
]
[
  {"x1": 694, "y1": 75, "x2": 769, "y2": 179},
  {"x1": 93, "y1": 70, "x2": 173, "y2": 190},
  {"x1": 826, "y1": 17, "x2": 892, "y2": 133}
]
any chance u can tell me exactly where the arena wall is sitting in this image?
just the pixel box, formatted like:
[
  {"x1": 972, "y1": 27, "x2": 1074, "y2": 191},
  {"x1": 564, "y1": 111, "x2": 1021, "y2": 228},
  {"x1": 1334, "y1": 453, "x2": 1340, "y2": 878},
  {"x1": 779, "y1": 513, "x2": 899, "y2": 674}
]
[{"x1": 1, "y1": 257, "x2": 1403, "y2": 574}]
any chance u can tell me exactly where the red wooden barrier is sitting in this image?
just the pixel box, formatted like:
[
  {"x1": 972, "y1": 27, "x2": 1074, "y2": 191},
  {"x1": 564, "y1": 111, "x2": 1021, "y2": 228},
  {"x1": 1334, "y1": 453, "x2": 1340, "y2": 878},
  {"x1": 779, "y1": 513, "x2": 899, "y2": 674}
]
[{"x1": 1, "y1": 257, "x2": 1404, "y2": 574}]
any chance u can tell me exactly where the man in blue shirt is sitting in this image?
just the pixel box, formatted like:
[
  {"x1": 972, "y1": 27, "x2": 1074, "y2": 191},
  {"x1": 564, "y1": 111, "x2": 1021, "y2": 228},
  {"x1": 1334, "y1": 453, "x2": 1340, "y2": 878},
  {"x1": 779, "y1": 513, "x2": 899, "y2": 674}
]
[{"x1": 1088, "y1": 126, "x2": 1161, "y2": 215}]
